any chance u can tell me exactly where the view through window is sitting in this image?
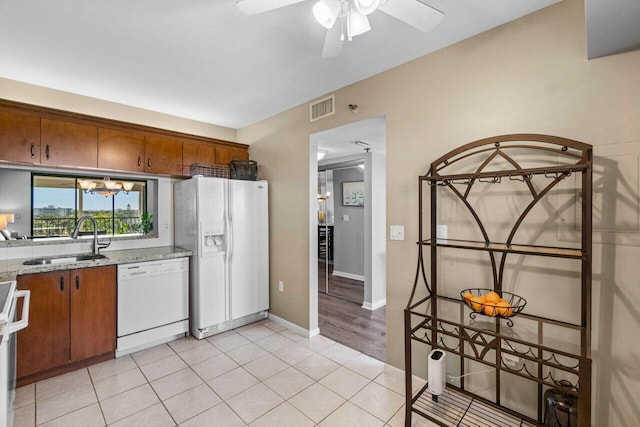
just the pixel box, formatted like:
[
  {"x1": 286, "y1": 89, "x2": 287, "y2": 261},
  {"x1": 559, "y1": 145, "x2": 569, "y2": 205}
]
[{"x1": 32, "y1": 174, "x2": 146, "y2": 237}]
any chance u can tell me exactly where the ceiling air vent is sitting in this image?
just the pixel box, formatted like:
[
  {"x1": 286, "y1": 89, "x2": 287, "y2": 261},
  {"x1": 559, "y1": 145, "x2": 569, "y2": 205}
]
[{"x1": 310, "y1": 95, "x2": 335, "y2": 122}]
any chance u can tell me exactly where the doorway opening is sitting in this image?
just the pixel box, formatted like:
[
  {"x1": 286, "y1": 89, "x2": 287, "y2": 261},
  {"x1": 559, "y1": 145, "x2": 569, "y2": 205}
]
[{"x1": 309, "y1": 117, "x2": 387, "y2": 361}]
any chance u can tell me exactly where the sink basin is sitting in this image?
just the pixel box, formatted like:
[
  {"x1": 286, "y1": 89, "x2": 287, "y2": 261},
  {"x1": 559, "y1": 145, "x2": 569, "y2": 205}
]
[
  {"x1": 75, "y1": 254, "x2": 107, "y2": 261},
  {"x1": 23, "y1": 253, "x2": 107, "y2": 265}
]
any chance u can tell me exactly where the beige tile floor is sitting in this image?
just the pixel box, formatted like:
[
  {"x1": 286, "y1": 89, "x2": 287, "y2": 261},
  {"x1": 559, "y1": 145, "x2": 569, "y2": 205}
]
[{"x1": 13, "y1": 319, "x2": 437, "y2": 427}]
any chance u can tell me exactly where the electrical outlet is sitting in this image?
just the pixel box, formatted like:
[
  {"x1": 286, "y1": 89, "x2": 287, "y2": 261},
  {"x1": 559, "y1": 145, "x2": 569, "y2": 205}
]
[{"x1": 278, "y1": 280, "x2": 284, "y2": 292}]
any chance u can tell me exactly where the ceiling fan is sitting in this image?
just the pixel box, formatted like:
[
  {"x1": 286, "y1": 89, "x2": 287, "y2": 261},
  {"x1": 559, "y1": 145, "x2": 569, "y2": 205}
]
[{"x1": 235, "y1": 0, "x2": 444, "y2": 58}]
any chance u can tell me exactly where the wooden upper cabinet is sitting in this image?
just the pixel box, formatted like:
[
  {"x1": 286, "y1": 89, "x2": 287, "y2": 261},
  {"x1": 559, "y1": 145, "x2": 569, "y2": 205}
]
[
  {"x1": 41, "y1": 118, "x2": 98, "y2": 168},
  {"x1": 70, "y1": 266, "x2": 116, "y2": 362},
  {"x1": 0, "y1": 108, "x2": 41, "y2": 163},
  {"x1": 145, "y1": 134, "x2": 183, "y2": 175},
  {"x1": 182, "y1": 140, "x2": 217, "y2": 176},
  {"x1": 98, "y1": 128, "x2": 145, "y2": 172},
  {"x1": 215, "y1": 145, "x2": 249, "y2": 165}
]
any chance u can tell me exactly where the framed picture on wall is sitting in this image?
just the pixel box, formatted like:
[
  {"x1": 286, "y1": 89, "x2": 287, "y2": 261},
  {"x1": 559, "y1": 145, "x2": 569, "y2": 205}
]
[{"x1": 342, "y1": 181, "x2": 364, "y2": 206}]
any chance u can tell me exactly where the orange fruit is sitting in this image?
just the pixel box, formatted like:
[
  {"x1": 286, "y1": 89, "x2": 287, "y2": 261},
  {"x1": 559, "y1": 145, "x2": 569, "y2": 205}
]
[
  {"x1": 462, "y1": 292, "x2": 474, "y2": 302},
  {"x1": 483, "y1": 303, "x2": 498, "y2": 317},
  {"x1": 495, "y1": 300, "x2": 513, "y2": 317},
  {"x1": 469, "y1": 296, "x2": 485, "y2": 312},
  {"x1": 484, "y1": 291, "x2": 501, "y2": 304}
]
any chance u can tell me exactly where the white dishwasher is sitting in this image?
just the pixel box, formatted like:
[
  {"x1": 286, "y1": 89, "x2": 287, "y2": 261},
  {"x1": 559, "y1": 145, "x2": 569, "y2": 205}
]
[{"x1": 117, "y1": 257, "x2": 189, "y2": 357}]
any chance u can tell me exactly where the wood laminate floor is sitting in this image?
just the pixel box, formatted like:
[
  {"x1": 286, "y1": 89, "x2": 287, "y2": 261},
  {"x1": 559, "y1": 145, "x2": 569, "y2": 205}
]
[
  {"x1": 318, "y1": 262, "x2": 386, "y2": 362},
  {"x1": 318, "y1": 261, "x2": 364, "y2": 304}
]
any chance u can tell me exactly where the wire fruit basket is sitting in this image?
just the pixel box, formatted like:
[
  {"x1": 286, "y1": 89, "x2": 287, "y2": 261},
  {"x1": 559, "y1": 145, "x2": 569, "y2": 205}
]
[{"x1": 460, "y1": 288, "x2": 527, "y2": 320}]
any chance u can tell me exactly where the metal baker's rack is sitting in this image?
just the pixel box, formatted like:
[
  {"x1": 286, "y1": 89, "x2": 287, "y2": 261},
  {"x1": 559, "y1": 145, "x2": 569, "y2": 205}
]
[{"x1": 404, "y1": 134, "x2": 593, "y2": 426}]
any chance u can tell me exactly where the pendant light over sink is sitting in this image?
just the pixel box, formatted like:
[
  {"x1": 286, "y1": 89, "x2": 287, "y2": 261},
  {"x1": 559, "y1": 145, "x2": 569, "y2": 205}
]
[{"x1": 78, "y1": 178, "x2": 135, "y2": 197}]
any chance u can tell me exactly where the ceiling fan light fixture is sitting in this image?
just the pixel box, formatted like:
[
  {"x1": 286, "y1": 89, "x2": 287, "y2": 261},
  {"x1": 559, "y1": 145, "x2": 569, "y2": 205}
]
[
  {"x1": 348, "y1": 7, "x2": 370, "y2": 38},
  {"x1": 353, "y1": 0, "x2": 380, "y2": 15},
  {"x1": 313, "y1": 0, "x2": 341, "y2": 29}
]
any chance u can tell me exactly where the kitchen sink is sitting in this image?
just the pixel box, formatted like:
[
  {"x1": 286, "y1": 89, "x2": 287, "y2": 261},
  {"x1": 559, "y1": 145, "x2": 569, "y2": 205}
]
[{"x1": 23, "y1": 253, "x2": 107, "y2": 265}]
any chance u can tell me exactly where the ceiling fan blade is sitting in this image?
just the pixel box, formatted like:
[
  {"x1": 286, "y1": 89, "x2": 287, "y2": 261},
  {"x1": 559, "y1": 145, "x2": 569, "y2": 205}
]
[
  {"x1": 322, "y1": 22, "x2": 344, "y2": 58},
  {"x1": 378, "y1": 0, "x2": 444, "y2": 32},
  {"x1": 235, "y1": 0, "x2": 307, "y2": 15}
]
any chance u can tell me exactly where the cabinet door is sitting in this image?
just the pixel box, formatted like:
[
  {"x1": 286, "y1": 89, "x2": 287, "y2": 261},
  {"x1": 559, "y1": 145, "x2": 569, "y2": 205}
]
[
  {"x1": 98, "y1": 128, "x2": 145, "y2": 172},
  {"x1": 215, "y1": 145, "x2": 249, "y2": 165},
  {"x1": 145, "y1": 134, "x2": 183, "y2": 175},
  {"x1": 0, "y1": 108, "x2": 40, "y2": 163},
  {"x1": 70, "y1": 266, "x2": 116, "y2": 362},
  {"x1": 16, "y1": 271, "x2": 70, "y2": 379},
  {"x1": 182, "y1": 140, "x2": 216, "y2": 176},
  {"x1": 41, "y1": 118, "x2": 98, "y2": 168}
]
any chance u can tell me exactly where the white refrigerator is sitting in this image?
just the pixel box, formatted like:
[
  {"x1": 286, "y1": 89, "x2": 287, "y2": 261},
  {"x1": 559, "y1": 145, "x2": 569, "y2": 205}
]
[{"x1": 174, "y1": 176, "x2": 269, "y2": 339}]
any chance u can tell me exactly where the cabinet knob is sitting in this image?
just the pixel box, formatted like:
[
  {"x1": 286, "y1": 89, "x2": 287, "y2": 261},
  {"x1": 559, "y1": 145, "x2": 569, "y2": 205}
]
[
  {"x1": 75, "y1": 275, "x2": 80, "y2": 290},
  {"x1": 147, "y1": 158, "x2": 151, "y2": 168},
  {"x1": 30, "y1": 143, "x2": 35, "y2": 158},
  {"x1": 60, "y1": 275, "x2": 64, "y2": 292},
  {"x1": 138, "y1": 156, "x2": 141, "y2": 167},
  {"x1": 45, "y1": 144, "x2": 50, "y2": 160}
]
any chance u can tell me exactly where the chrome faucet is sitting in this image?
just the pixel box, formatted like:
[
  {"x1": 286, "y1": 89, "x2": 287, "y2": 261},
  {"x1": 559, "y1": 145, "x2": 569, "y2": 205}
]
[{"x1": 71, "y1": 215, "x2": 109, "y2": 255}]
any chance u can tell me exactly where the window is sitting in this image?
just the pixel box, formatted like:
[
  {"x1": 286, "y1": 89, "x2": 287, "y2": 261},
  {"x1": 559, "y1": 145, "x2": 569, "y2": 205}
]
[{"x1": 32, "y1": 174, "x2": 147, "y2": 237}]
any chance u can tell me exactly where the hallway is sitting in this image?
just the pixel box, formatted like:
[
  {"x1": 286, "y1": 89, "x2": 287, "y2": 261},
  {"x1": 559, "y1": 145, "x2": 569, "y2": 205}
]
[{"x1": 318, "y1": 262, "x2": 386, "y2": 361}]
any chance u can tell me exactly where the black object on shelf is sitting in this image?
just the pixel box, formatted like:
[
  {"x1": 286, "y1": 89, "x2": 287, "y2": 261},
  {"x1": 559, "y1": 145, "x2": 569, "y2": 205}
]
[
  {"x1": 230, "y1": 160, "x2": 258, "y2": 180},
  {"x1": 544, "y1": 380, "x2": 578, "y2": 427}
]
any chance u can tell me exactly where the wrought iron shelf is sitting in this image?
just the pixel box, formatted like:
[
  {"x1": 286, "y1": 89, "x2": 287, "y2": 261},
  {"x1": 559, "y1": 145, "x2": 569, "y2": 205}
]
[
  {"x1": 422, "y1": 163, "x2": 587, "y2": 184},
  {"x1": 405, "y1": 135, "x2": 593, "y2": 427},
  {"x1": 421, "y1": 238, "x2": 584, "y2": 259},
  {"x1": 412, "y1": 382, "x2": 539, "y2": 427}
]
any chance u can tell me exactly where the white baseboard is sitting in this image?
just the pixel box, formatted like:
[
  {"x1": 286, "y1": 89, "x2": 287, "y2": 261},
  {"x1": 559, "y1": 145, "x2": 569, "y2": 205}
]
[
  {"x1": 362, "y1": 299, "x2": 386, "y2": 311},
  {"x1": 267, "y1": 312, "x2": 319, "y2": 337},
  {"x1": 332, "y1": 270, "x2": 364, "y2": 281}
]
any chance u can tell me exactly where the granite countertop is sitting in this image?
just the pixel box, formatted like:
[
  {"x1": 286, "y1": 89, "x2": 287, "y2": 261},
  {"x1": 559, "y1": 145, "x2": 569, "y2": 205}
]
[{"x1": 0, "y1": 246, "x2": 192, "y2": 282}]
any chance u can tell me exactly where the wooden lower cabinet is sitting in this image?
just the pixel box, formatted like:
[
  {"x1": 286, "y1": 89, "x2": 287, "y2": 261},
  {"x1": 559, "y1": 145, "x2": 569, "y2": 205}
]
[
  {"x1": 70, "y1": 266, "x2": 117, "y2": 362},
  {"x1": 16, "y1": 265, "x2": 116, "y2": 384},
  {"x1": 16, "y1": 271, "x2": 70, "y2": 378}
]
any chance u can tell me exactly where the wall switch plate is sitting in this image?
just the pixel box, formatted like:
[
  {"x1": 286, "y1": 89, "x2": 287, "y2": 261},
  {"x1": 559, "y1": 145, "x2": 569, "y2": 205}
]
[
  {"x1": 278, "y1": 280, "x2": 284, "y2": 292},
  {"x1": 343, "y1": 214, "x2": 349, "y2": 221},
  {"x1": 390, "y1": 225, "x2": 405, "y2": 241}
]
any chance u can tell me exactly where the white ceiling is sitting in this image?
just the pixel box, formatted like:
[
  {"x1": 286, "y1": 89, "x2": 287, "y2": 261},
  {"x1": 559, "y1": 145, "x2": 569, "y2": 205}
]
[
  {"x1": 314, "y1": 116, "x2": 385, "y2": 161},
  {"x1": 0, "y1": 0, "x2": 563, "y2": 129},
  {"x1": 586, "y1": 0, "x2": 640, "y2": 59}
]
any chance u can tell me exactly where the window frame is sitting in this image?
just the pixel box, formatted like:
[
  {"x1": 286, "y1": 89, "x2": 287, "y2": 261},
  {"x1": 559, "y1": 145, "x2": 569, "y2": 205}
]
[{"x1": 31, "y1": 172, "x2": 147, "y2": 238}]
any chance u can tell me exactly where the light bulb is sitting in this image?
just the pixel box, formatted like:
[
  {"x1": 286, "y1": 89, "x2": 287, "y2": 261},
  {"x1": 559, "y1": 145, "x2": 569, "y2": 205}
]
[
  {"x1": 348, "y1": 6, "x2": 370, "y2": 37},
  {"x1": 353, "y1": 0, "x2": 380, "y2": 15},
  {"x1": 313, "y1": 0, "x2": 341, "y2": 29}
]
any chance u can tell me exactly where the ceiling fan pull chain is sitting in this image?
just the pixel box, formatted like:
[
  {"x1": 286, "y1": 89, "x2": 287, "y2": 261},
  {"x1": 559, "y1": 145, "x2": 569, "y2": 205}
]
[
  {"x1": 347, "y1": 5, "x2": 352, "y2": 41},
  {"x1": 340, "y1": 7, "x2": 346, "y2": 42}
]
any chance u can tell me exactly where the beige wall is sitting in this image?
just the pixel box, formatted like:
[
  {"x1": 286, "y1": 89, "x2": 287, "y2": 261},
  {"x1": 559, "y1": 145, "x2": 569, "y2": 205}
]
[
  {"x1": 0, "y1": 77, "x2": 237, "y2": 141},
  {"x1": 239, "y1": 0, "x2": 640, "y2": 425}
]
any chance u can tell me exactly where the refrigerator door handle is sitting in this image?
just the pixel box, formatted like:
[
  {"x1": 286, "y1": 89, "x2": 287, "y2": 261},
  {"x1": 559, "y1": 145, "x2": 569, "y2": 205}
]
[
  {"x1": 227, "y1": 181, "x2": 233, "y2": 265},
  {"x1": 226, "y1": 181, "x2": 233, "y2": 318}
]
